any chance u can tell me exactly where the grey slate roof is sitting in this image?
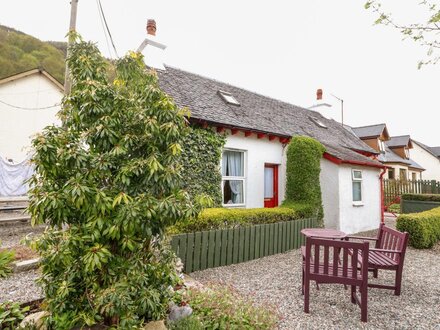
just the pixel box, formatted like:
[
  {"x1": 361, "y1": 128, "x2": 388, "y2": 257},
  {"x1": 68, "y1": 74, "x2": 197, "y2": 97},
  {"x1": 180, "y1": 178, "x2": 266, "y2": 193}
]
[
  {"x1": 412, "y1": 140, "x2": 439, "y2": 158},
  {"x1": 351, "y1": 124, "x2": 387, "y2": 139},
  {"x1": 157, "y1": 65, "x2": 382, "y2": 167},
  {"x1": 431, "y1": 146, "x2": 440, "y2": 157},
  {"x1": 387, "y1": 135, "x2": 412, "y2": 148},
  {"x1": 377, "y1": 146, "x2": 425, "y2": 170}
]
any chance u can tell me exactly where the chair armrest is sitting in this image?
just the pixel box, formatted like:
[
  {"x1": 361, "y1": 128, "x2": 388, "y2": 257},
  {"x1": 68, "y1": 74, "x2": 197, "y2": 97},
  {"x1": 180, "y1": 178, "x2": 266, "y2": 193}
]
[
  {"x1": 345, "y1": 235, "x2": 378, "y2": 241},
  {"x1": 370, "y1": 248, "x2": 402, "y2": 254}
]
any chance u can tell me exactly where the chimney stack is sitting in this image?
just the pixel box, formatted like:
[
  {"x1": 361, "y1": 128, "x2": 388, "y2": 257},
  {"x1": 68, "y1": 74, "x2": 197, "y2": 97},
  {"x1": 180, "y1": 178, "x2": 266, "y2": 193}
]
[
  {"x1": 316, "y1": 89, "x2": 323, "y2": 100},
  {"x1": 146, "y1": 19, "x2": 157, "y2": 36}
]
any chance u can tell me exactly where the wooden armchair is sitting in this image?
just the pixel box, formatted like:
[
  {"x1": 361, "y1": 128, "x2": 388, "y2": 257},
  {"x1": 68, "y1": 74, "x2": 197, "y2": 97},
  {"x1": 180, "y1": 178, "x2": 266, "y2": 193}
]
[
  {"x1": 302, "y1": 237, "x2": 370, "y2": 322},
  {"x1": 346, "y1": 223, "x2": 409, "y2": 296}
]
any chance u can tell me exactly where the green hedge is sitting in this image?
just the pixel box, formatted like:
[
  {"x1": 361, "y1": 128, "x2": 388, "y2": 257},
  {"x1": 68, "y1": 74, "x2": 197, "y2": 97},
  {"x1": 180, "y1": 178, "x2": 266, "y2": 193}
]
[
  {"x1": 169, "y1": 203, "x2": 316, "y2": 234},
  {"x1": 396, "y1": 206, "x2": 440, "y2": 248},
  {"x1": 401, "y1": 194, "x2": 440, "y2": 202},
  {"x1": 284, "y1": 136, "x2": 325, "y2": 225}
]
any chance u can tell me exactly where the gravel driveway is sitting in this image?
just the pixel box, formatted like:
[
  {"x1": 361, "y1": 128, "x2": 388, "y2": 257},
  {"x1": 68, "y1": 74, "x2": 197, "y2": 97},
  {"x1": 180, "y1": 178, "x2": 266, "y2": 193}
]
[{"x1": 191, "y1": 219, "x2": 440, "y2": 329}]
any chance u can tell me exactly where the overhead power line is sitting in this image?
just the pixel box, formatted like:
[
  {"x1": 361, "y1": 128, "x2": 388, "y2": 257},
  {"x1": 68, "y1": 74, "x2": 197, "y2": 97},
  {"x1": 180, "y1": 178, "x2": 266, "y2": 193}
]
[
  {"x1": 0, "y1": 99, "x2": 61, "y2": 110},
  {"x1": 96, "y1": 0, "x2": 119, "y2": 58}
]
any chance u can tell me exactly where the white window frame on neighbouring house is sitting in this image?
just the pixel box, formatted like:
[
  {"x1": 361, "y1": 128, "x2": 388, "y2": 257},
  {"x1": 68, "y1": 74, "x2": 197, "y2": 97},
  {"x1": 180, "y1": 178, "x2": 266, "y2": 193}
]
[
  {"x1": 352, "y1": 169, "x2": 363, "y2": 205},
  {"x1": 221, "y1": 149, "x2": 246, "y2": 207}
]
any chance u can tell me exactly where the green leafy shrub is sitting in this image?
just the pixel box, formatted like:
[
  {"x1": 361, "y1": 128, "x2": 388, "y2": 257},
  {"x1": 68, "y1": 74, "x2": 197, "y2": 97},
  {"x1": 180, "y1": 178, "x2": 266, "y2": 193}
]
[
  {"x1": 0, "y1": 241, "x2": 15, "y2": 278},
  {"x1": 168, "y1": 314, "x2": 204, "y2": 330},
  {"x1": 186, "y1": 285, "x2": 278, "y2": 329},
  {"x1": 169, "y1": 203, "x2": 315, "y2": 233},
  {"x1": 388, "y1": 203, "x2": 401, "y2": 213},
  {"x1": 283, "y1": 136, "x2": 325, "y2": 225},
  {"x1": 0, "y1": 301, "x2": 30, "y2": 330},
  {"x1": 401, "y1": 194, "x2": 440, "y2": 202},
  {"x1": 27, "y1": 35, "x2": 201, "y2": 329},
  {"x1": 180, "y1": 127, "x2": 226, "y2": 207},
  {"x1": 397, "y1": 206, "x2": 440, "y2": 248}
]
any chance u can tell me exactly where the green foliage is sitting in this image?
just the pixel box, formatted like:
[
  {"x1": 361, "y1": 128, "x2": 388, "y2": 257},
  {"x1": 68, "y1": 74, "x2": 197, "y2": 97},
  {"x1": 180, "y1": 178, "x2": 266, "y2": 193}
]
[
  {"x1": 168, "y1": 314, "x2": 204, "y2": 330},
  {"x1": 27, "y1": 35, "x2": 201, "y2": 329},
  {"x1": 388, "y1": 203, "x2": 401, "y2": 214},
  {"x1": 0, "y1": 241, "x2": 15, "y2": 278},
  {"x1": 284, "y1": 136, "x2": 325, "y2": 224},
  {"x1": 397, "y1": 206, "x2": 440, "y2": 248},
  {"x1": 365, "y1": 1, "x2": 440, "y2": 68},
  {"x1": 169, "y1": 203, "x2": 315, "y2": 233},
  {"x1": 0, "y1": 301, "x2": 30, "y2": 330},
  {"x1": 186, "y1": 285, "x2": 278, "y2": 329},
  {"x1": 180, "y1": 127, "x2": 226, "y2": 206},
  {"x1": 0, "y1": 25, "x2": 65, "y2": 82},
  {"x1": 401, "y1": 193, "x2": 440, "y2": 202}
]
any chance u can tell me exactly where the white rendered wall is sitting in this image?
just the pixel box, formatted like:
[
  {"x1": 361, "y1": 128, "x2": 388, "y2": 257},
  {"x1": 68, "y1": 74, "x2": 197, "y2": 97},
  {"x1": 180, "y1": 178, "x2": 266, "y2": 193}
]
[
  {"x1": 338, "y1": 165, "x2": 381, "y2": 234},
  {"x1": 320, "y1": 159, "x2": 340, "y2": 229},
  {"x1": 223, "y1": 131, "x2": 285, "y2": 208},
  {"x1": 411, "y1": 142, "x2": 440, "y2": 181},
  {"x1": 0, "y1": 74, "x2": 62, "y2": 162}
]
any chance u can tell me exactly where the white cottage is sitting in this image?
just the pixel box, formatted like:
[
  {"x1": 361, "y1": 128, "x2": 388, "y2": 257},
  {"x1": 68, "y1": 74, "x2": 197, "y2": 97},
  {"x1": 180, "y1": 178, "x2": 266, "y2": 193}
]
[
  {"x1": 0, "y1": 69, "x2": 63, "y2": 162},
  {"x1": 0, "y1": 69, "x2": 63, "y2": 196},
  {"x1": 158, "y1": 66, "x2": 386, "y2": 234}
]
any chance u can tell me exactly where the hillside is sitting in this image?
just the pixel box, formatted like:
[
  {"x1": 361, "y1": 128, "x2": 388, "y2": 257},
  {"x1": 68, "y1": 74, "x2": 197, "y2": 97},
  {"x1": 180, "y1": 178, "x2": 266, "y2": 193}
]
[{"x1": 0, "y1": 25, "x2": 66, "y2": 82}]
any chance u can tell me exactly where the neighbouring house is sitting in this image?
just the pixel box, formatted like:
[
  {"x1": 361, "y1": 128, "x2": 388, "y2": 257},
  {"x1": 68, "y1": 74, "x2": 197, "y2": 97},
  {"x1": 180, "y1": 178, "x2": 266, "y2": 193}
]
[
  {"x1": 351, "y1": 124, "x2": 424, "y2": 181},
  {"x1": 157, "y1": 65, "x2": 385, "y2": 234},
  {"x1": 0, "y1": 68, "x2": 63, "y2": 162},
  {"x1": 0, "y1": 68, "x2": 63, "y2": 196},
  {"x1": 410, "y1": 140, "x2": 440, "y2": 181}
]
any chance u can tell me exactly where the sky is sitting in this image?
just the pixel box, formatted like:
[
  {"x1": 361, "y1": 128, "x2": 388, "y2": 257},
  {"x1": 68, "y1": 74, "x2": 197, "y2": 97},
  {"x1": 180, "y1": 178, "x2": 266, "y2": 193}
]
[{"x1": 2, "y1": 1, "x2": 439, "y2": 145}]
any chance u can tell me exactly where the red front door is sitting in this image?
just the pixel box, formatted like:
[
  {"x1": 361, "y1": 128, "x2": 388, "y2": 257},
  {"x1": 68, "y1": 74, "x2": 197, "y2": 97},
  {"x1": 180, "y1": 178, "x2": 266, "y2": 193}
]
[{"x1": 264, "y1": 164, "x2": 278, "y2": 208}]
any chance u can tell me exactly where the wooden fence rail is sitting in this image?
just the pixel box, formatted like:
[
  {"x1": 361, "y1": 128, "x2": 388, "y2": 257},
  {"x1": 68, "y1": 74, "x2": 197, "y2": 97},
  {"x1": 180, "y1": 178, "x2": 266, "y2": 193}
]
[
  {"x1": 384, "y1": 179, "x2": 440, "y2": 207},
  {"x1": 170, "y1": 217, "x2": 317, "y2": 273}
]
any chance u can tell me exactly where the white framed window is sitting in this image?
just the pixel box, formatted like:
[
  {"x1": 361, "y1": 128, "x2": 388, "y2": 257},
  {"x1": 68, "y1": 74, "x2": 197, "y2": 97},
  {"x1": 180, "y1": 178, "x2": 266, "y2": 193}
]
[
  {"x1": 404, "y1": 148, "x2": 410, "y2": 159},
  {"x1": 352, "y1": 169, "x2": 362, "y2": 204},
  {"x1": 222, "y1": 150, "x2": 245, "y2": 206},
  {"x1": 218, "y1": 90, "x2": 240, "y2": 106},
  {"x1": 378, "y1": 139, "x2": 385, "y2": 153}
]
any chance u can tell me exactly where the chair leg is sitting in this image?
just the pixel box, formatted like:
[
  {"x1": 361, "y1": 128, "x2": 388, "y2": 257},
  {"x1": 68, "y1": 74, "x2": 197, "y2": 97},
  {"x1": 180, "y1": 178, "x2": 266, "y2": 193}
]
[
  {"x1": 394, "y1": 267, "x2": 403, "y2": 296},
  {"x1": 304, "y1": 277, "x2": 310, "y2": 313},
  {"x1": 360, "y1": 284, "x2": 368, "y2": 322},
  {"x1": 301, "y1": 268, "x2": 304, "y2": 295},
  {"x1": 351, "y1": 285, "x2": 356, "y2": 304},
  {"x1": 373, "y1": 269, "x2": 378, "y2": 278}
]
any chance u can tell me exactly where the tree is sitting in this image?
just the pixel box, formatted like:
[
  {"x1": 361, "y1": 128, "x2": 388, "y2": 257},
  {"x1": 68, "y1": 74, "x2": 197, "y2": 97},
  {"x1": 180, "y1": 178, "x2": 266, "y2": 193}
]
[
  {"x1": 28, "y1": 35, "x2": 201, "y2": 329},
  {"x1": 365, "y1": 1, "x2": 440, "y2": 68}
]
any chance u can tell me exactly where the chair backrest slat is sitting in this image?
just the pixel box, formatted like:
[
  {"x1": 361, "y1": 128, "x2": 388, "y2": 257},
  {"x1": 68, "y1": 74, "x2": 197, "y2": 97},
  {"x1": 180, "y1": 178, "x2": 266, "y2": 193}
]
[
  {"x1": 305, "y1": 237, "x2": 369, "y2": 285},
  {"x1": 376, "y1": 224, "x2": 409, "y2": 263}
]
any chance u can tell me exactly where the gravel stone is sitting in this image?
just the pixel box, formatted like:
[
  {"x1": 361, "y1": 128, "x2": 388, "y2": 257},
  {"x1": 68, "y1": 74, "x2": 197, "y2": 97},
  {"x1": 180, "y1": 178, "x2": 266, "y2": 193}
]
[
  {"x1": 0, "y1": 269, "x2": 43, "y2": 303},
  {"x1": 191, "y1": 217, "x2": 440, "y2": 329},
  {"x1": 0, "y1": 221, "x2": 45, "y2": 248}
]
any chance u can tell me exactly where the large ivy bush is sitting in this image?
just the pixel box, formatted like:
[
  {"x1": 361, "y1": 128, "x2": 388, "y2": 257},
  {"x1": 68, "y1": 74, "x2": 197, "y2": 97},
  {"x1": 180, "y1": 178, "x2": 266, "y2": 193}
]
[
  {"x1": 180, "y1": 127, "x2": 225, "y2": 206},
  {"x1": 283, "y1": 136, "x2": 325, "y2": 225},
  {"x1": 27, "y1": 35, "x2": 201, "y2": 329}
]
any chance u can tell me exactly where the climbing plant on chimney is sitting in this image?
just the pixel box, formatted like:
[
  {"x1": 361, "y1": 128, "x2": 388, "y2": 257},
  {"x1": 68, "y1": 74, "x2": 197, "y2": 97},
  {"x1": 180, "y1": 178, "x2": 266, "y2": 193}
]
[{"x1": 27, "y1": 34, "x2": 203, "y2": 329}]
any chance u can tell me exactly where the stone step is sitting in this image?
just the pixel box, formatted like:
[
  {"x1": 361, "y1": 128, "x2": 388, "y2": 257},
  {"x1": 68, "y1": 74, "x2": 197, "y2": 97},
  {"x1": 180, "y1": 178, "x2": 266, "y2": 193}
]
[{"x1": 0, "y1": 215, "x2": 31, "y2": 224}]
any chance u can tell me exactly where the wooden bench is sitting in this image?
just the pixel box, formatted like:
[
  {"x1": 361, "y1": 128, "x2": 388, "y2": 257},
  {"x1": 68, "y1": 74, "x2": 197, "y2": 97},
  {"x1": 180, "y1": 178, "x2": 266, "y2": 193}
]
[
  {"x1": 346, "y1": 223, "x2": 409, "y2": 296},
  {"x1": 302, "y1": 237, "x2": 370, "y2": 322}
]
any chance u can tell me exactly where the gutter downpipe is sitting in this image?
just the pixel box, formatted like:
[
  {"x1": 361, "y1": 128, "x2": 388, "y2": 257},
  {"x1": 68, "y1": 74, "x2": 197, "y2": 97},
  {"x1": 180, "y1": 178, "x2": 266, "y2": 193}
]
[{"x1": 379, "y1": 167, "x2": 387, "y2": 224}]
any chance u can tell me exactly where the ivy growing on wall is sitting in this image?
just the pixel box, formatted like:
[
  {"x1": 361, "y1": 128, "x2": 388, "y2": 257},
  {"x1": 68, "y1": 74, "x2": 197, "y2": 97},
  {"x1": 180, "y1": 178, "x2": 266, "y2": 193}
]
[
  {"x1": 283, "y1": 136, "x2": 325, "y2": 224},
  {"x1": 180, "y1": 127, "x2": 226, "y2": 207}
]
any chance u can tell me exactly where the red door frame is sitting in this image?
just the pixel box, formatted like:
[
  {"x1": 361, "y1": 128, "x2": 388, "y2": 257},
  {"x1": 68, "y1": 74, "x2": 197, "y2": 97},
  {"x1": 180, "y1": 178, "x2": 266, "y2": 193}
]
[{"x1": 264, "y1": 163, "x2": 279, "y2": 208}]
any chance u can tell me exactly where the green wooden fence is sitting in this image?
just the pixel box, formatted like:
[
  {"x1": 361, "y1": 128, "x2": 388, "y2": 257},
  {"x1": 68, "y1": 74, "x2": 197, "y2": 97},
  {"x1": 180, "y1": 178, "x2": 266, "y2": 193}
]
[
  {"x1": 384, "y1": 179, "x2": 440, "y2": 207},
  {"x1": 170, "y1": 217, "x2": 317, "y2": 273}
]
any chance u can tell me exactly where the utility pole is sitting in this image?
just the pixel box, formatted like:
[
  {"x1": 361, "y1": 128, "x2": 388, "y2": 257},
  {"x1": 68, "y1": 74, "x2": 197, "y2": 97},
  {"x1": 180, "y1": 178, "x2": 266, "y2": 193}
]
[{"x1": 64, "y1": 0, "x2": 79, "y2": 94}]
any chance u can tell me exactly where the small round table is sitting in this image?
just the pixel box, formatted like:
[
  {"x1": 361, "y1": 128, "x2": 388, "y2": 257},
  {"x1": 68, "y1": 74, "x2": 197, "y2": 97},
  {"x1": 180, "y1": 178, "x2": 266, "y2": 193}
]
[{"x1": 301, "y1": 228, "x2": 346, "y2": 239}]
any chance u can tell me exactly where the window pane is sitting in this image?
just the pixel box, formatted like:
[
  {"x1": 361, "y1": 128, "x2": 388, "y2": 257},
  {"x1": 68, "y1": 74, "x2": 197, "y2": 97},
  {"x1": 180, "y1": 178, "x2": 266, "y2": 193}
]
[
  {"x1": 222, "y1": 151, "x2": 244, "y2": 177},
  {"x1": 264, "y1": 167, "x2": 274, "y2": 198},
  {"x1": 352, "y1": 182, "x2": 362, "y2": 202},
  {"x1": 223, "y1": 180, "x2": 244, "y2": 204},
  {"x1": 353, "y1": 170, "x2": 362, "y2": 180}
]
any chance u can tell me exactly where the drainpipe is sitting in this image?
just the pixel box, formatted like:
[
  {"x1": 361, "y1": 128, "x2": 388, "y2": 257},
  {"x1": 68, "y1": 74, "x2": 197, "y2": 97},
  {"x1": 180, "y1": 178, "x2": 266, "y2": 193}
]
[{"x1": 379, "y1": 167, "x2": 387, "y2": 224}]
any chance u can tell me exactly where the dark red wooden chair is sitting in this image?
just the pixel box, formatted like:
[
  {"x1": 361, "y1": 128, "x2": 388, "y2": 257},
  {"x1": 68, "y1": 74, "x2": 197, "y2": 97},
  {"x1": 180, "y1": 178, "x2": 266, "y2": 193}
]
[
  {"x1": 346, "y1": 223, "x2": 409, "y2": 296},
  {"x1": 302, "y1": 237, "x2": 370, "y2": 322}
]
